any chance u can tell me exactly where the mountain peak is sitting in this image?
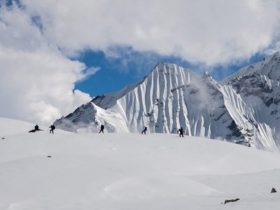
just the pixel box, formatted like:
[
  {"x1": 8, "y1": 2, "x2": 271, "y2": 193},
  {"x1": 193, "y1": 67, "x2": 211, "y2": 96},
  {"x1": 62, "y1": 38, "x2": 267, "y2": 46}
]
[
  {"x1": 152, "y1": 62, "x2": 196, "y2": 74},
  {"x1": 224, "y1": 51, "x2": 280, "y2": 84},
  {"x1": 154, "y1": 62, "x2": 182, "y2": 68}
]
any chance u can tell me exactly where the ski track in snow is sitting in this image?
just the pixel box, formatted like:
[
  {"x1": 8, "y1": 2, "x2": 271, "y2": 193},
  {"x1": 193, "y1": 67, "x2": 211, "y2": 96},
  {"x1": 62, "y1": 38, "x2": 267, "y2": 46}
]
[{"x1": 1, "y1": 118, "x2": 280, "y2": 210}]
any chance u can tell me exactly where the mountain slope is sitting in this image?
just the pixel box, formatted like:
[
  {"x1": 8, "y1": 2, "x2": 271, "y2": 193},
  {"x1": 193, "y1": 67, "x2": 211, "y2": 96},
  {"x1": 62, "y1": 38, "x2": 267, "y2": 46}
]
[
  {"x1": 55, "y1": 53, "x2": 280, "y2": 150},
  {"x1": 55, "y1": 64, "x2": 249, "y2": 143}
]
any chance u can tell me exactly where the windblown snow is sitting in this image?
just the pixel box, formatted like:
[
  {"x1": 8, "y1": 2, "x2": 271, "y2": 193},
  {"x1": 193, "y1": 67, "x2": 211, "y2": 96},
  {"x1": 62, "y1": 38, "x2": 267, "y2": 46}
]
[
  {"x1": 1, "y1": 118, "x2": 280, "y2": 210},
  {"x1": 55, "y1": 52, "x2": 280, "y2": 151}
]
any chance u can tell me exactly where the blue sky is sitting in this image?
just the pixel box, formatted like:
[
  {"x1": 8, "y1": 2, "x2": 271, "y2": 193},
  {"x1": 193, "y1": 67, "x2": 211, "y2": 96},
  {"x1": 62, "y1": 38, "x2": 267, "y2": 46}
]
[
  {"x1": 75, "y1": 47, "x2": 192, "y2": 97},
  {"x1": 75, "y1": 47, "x2": 264, "y2": 97}
]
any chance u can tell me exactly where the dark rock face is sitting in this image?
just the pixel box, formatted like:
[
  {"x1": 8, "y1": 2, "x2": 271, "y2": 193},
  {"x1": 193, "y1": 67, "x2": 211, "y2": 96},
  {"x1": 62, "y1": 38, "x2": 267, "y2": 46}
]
[
  {"x1": 54, "y1": 102, "x2": 99, "y2": 132},
  {"x1": 228, "y1": 73, "x2": 274, "y2": 107},
  {"x1": 224, "y1": 198, "x2": 240, "y2": 204},
  {"x1": 271, "y1": 188, "x2": 277, "y2": 193}
]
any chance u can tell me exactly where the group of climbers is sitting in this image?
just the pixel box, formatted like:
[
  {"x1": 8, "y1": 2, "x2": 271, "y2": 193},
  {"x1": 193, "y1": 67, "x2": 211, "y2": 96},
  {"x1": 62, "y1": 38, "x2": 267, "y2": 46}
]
[
  {"x1": 141, "y1": 126, "x2": 185, "y2": 137},
  {"x1": 29, "y1": 124, "x2": 56, "y2": 134},
  {"x1": 29, "y1": 123, "x2": 185, "y2": 137},
  {"x1": 28, "y1": 124, "x2": 106, "y2": 135}
]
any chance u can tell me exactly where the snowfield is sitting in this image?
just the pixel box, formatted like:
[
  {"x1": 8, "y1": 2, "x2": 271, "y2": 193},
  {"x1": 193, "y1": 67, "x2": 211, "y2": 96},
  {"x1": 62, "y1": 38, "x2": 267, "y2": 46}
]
[{"x1": 1, "y1": 118, "x2": 280, "y2": 210}]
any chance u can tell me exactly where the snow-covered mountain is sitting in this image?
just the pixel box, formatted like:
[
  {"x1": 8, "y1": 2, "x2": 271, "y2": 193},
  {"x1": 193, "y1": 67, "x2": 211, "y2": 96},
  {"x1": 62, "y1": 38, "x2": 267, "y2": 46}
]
[
  {"x1": 223, "y1": 52, "x2": 280, "y2": 149},
  {"x1": 54, "y1": 52, "x2": 280, "y2": 150}
]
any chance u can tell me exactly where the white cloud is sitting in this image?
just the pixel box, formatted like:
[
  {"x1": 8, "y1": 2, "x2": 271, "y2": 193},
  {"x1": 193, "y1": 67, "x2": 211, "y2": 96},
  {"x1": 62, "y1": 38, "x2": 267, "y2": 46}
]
[
  {"x1": 1, "y1": 0, "x2": 280, "y2": 124},
  {"x1": 80, "y1": 67, "x2": 100, "y2": 82},
  {"x1": 0, "y1": 6, "x2": 91, "y2": 124},
  {"x1": 22, "y1": 0, "x2": 280, "y2": 65}
]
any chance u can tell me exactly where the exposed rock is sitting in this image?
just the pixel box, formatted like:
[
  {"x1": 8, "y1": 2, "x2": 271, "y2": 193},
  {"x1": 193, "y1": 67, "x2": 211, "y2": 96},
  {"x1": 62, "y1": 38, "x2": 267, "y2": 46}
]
[
  {"x1": 224, "y1": 198, "x2": 240, "y2": 204},
  {"x1": 271, "y1": 188, "x2": 277, "y2": 193}
]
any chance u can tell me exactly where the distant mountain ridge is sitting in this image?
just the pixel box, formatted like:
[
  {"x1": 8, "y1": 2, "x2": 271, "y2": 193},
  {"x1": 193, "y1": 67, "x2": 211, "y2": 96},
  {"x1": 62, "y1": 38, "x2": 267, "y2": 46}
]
[{"x1": 54, "y1": 52, "x2": 280, "y2": 150}]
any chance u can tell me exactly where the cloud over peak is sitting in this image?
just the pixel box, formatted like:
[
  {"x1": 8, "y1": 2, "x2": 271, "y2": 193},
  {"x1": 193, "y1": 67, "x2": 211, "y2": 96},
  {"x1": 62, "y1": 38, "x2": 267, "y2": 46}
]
[
  {"x1": 1, "y1": 0, "x2": 280, "y2": 124},
  {"x1": 23, "y1": 0, "x2": 280, "y2": 65}
]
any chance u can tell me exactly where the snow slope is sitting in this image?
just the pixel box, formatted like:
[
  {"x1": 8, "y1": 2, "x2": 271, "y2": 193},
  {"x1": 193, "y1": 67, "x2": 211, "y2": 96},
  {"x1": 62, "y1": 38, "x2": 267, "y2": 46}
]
[
  {"x1": 1, "y1": 118, "x2": 280, "y2": 210},
  {"x1": 0, "y1": 118, "x2": 33, "y2": 136}
]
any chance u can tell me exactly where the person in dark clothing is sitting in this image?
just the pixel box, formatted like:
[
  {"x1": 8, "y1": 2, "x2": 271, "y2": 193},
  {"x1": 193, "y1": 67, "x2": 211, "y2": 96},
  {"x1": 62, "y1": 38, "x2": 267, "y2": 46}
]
[
  {"x1": 178, "y1": 127, "x2": 184, "y2": 137},
  {"x1": 141, "y1": 126, "x2": 147, "y2": 134},
  {"x1": 49, "y1": 125, "x2": 55, "y2": 134},
  {"x1": 99, "y1": 124, "x2": 105, "y2": 133},
  {"x1": 29, "y1": 124, "x2": 41, "y2": 133}
]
